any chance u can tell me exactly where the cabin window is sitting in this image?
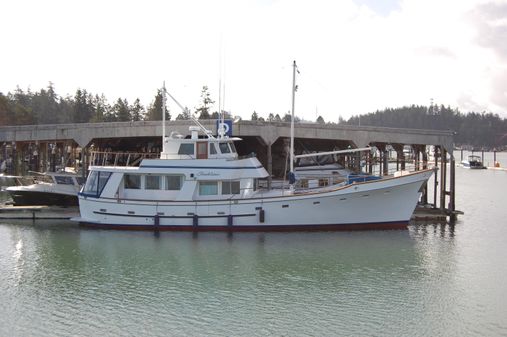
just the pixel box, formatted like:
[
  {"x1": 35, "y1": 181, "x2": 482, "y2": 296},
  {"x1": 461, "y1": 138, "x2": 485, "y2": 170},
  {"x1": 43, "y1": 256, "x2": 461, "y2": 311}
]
[
  {"x1": 178, "y1": 143, "x2": 194, "y2": 155},
  {"x1": 229, "y1": 142, "x2": 237, "y2": 153},
  {"x1": 124, "y1": 174, "x2": 141, "y2": 189},
  {"x1": 319, "y1": 179, "x2": 329, "y2": 187},
  {"x1": 98, "y1": 172, "x2": 112, "y2": 193},
  {"x1": 199, "y1": 181, "x2": 218, "y2": 195},
  {"x1": 210, "y1": 143, "x2": 217, "y2": 154},
  {"x1": 83, "y1": 171, "x2": 99, "y2": 194},
  {"x1": 82, "y1": 171, "x2": 111, "y2": 196},
  {"x1": 165, "y1": 175, "x2": 182, "y2": 190},
  {"x1": 219, "y1": 142, "x2": 230, "y2": 154},
  {"x1": 222, "y1": 181, "x2": 240, "y2": 195},
  {"x1": 145, "y1": 175, "x2": 161, "y2": 190},
  {"x1": 55, "y1": 176, "x2": 74, "y2": 185}
]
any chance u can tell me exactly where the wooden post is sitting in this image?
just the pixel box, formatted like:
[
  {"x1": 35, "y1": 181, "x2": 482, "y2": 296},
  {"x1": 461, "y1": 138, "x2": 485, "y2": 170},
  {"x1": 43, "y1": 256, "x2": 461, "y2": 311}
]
[
  {"x1": 440, "y1": 148, "x2": 447, "y2": 211},
  {"x1": 450, "y1": 154, "x2": 456, "y2": 221},
  {"x1": 422, "y1": 147, "x2": 428, "y2": 205},
  {"x1": 267, "y1": 143, "x2": 272, "y2": 190},
  {"x1": 383, "y1": 149, "x2": 388, "y2": 176},
  {"x1": 417, "y1": 147, "x2": 421, "y2": 171},
  {"x1": 433, "y1": 146, "x2": 439, "y2": 209},
  {"x1": 367, "y1": 151, "x2": 373, "y2": 174}
]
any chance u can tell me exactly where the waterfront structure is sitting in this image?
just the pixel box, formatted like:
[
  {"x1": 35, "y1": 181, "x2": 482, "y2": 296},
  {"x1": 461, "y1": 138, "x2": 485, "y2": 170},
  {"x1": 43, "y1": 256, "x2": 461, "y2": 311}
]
[{"x1": 0, "y1": 119, "x2": 457, "y2": 219}]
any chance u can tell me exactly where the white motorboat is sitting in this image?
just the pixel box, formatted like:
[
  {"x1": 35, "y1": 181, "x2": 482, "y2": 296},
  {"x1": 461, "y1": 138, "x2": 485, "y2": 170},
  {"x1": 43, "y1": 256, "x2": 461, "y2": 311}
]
[
  {"x1": 72, "y1": 65, "x2": 433, "y2": 231},
  {"x1": 461, "y1": 155, "x2": 486, "y2": 169},
  {"x1": 6, "y1": 171, "x2": 84, "y2": 206}
]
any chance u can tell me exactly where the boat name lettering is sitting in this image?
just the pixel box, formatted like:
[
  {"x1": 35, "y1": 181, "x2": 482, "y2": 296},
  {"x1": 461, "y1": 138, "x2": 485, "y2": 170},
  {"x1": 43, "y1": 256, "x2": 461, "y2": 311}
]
[{"x1": 197, "y1": 171, "x2": 220, "y2": 176}]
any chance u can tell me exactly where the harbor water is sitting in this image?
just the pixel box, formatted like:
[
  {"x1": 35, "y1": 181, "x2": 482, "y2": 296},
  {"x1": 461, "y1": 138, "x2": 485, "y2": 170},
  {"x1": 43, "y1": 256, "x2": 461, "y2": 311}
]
[{"x1": 1, "y1": 153, "x2": 507, "y2": 336}]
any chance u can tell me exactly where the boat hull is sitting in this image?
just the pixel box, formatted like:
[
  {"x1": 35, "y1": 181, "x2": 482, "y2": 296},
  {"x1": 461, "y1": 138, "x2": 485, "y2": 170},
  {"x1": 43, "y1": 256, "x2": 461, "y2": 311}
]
[
  {"x1": 8, "y1": 190, "x2": 78, "y2": 206},
  {"x1": 75, "y1": 169, "x2": 433, "y2": 231}
]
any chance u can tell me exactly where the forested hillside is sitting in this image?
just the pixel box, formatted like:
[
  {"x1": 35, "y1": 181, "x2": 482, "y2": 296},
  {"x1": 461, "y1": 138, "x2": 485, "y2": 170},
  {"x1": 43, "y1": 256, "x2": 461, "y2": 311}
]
[
  {"x1": 340, "y1": 105, "x2": 507, "y2": 149},
  {"x1": 1, "y1": 84, "x2": 506, "y2": 149}
]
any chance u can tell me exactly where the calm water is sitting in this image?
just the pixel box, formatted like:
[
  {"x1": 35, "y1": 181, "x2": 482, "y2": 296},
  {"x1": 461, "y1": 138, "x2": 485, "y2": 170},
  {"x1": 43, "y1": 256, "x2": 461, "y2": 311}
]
[{"x1": 1, "y1": 152, "x2": 507, "y2": 336}]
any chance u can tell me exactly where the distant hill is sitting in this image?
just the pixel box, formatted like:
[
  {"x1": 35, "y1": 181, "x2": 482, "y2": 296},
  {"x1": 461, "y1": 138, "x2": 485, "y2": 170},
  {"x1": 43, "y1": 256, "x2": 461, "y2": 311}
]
[{"x1": 339, "y1": 105, "x2": 507, "y2": 149}]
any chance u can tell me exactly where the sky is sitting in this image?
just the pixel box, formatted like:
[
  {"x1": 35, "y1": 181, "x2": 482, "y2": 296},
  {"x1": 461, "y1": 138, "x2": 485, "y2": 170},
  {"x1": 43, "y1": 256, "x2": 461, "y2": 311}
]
[{"x1": 1, "y1": 0, "x2": 507, "y2": 122}]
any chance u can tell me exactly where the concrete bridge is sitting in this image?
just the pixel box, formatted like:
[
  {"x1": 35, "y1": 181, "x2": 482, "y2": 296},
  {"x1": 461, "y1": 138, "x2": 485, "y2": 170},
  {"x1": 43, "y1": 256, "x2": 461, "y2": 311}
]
[{"x1": 0, "y1": 120, "x2": 454, "y2": 152}]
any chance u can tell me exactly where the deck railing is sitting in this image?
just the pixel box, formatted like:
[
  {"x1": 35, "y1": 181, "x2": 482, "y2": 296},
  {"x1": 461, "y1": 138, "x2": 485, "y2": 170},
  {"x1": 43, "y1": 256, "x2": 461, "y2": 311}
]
[{"x1": 89, "y1": 151, "x2": 159, "y2": 167}]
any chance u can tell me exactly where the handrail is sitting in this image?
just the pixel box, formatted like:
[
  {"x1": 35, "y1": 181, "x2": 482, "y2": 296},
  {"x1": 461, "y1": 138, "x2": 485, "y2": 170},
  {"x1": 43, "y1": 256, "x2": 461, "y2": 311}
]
[{"x1": 89, "y1": 151, "x2": 159, "y2": 167}]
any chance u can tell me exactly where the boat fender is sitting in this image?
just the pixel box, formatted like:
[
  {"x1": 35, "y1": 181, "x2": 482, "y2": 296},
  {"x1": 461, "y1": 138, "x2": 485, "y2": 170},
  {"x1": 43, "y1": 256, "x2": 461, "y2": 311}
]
[
  {"x1": 228, "y1": 214, "x2": 233, "y2": 227},
  {"x1": 259, "y1": 209, "x2": 265, "y2": 223},
  {"x1": 193, "y1": 214, "x2": 198, "y2": 227}
]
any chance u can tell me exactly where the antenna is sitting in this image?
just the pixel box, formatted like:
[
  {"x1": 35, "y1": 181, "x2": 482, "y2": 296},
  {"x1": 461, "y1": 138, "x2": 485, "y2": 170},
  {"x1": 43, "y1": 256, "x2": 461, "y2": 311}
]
[
  {"x1": 290, "y1": 60, "x2": 297, "y2": 183},
  {"x1": 217, "y1": 37, "x2": 227, "y2": 139},
  {"x1": 162, "y1": 81, "x2": 167, "y2": 152}
]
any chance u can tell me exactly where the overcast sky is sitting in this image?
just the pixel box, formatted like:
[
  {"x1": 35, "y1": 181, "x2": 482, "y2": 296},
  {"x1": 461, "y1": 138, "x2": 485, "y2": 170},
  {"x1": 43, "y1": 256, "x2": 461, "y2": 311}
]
[{"x1": 1, "y1": 0, "x2": 506, "y2": 122}]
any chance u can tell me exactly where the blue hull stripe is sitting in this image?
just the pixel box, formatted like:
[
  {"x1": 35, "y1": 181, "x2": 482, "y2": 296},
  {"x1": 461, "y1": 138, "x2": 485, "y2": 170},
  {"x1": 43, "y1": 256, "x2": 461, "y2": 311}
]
[{"x1": 92, "y1": 211, "x2": 256, "y2": 219}]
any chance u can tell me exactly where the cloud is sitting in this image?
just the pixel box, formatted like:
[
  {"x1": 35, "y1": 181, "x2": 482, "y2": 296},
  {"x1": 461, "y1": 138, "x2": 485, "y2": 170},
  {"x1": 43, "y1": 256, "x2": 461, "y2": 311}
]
[{"x1": 470, "y1": 1, "x2": 507, "y2": 60}]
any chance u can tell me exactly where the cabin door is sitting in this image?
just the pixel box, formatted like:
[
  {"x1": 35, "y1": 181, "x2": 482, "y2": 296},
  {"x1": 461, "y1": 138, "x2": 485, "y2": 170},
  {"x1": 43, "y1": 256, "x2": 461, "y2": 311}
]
[{"x1": 196, "y1": 142, "x2": 208, "y2": 159}]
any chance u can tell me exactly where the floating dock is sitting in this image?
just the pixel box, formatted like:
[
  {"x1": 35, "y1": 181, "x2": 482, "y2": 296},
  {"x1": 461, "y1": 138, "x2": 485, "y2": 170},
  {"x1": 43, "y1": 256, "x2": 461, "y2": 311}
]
[
  {"x1": 0, "y1": 205, "x2": 79, "y2": 220},
  {"x1": 0, "y1": 204, "x2": 452, "y2": 224}
]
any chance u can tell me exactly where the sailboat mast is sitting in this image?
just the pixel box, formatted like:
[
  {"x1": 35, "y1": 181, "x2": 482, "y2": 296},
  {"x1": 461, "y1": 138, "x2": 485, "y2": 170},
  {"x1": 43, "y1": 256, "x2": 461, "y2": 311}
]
[
  {"x1": 162, "y1": 81, "x2": 166, "y2": 146},
  {"x1": 290, "y1": 60, "x2": 296, "y2": 175}
]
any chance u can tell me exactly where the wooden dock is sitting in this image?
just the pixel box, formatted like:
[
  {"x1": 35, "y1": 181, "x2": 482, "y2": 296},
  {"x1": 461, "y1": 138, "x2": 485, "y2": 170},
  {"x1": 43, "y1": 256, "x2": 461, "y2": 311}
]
[
  {"x1": 411, "y1": 205, "x2": 463, "y2": 222},
  {"x1": 0, "y1": 205, "x2": 79, "y2": 220}
]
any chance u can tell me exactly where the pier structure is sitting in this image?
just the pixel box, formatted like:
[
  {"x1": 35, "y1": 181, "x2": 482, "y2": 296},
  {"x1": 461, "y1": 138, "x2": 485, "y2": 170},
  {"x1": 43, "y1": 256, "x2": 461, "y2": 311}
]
[{"x1": 0, "y1": 120, "x2": 456, "y2": 219}]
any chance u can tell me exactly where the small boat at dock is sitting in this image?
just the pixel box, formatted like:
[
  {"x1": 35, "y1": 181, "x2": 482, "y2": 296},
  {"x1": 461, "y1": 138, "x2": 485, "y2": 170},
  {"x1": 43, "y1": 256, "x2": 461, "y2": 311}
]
[
  {"x1": 461, "y1": 155, "x2": 486, "y2": 169},
  {"x1": 6, "y1": 171, "x2": 84, "y2": 206}
]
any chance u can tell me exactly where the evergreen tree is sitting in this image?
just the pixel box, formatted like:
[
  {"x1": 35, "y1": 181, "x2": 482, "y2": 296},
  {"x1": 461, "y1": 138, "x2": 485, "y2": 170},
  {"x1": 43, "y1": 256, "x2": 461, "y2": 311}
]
[
  {"x1": 146, "y1": 89, "x2": 170, "y2": 121},
  {"x1": 316, "y1": 115, "x2": 325, "y2": 124},
  {"x1": 10, "y1": 87, "x2": 34, "y2": 125},
  {"x1": 0, "y1": 93, "x2": 13, "y2": 125},
  {"x1": 114, "y1": 98, "x2": 131, "y2": 122},
  {"x1": 251, "y1": 111, "x2": 259, "y2": 121},
  {"x1": 90, "y1": 94, "x2": 108, "y2": 123},
  {"x1": 131, "y1": 98, "x2": 144, "y2": 121},
  {"x1": 73, "y1": 89, "x2": 94, "y2": 123},
  {"x1": 195, "y1": 86, "x2": 214, "y2": 120}
]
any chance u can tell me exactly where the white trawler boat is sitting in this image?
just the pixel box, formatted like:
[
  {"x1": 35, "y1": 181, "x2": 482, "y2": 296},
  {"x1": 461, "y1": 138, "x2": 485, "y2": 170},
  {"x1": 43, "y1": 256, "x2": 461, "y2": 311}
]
[{"x1": 73, "y1": 64, "x2": 433, "y2": 231}]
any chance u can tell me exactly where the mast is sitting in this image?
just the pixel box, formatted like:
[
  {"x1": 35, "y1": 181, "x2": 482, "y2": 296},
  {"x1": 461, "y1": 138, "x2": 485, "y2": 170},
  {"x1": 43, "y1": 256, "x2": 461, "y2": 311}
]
[
  {"x1": 290, "y1": 60, "x2": 297, "y2": 179},
  {"x1": 162, "y1": 81, "x2": 167, "y2": 151}
]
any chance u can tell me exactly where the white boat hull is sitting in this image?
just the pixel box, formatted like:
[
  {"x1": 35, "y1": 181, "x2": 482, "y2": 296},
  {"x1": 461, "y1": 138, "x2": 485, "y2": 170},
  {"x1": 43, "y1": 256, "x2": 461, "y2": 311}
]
[{"x1": 75, "y1": 169, "x2": 433, "y2": 231}]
